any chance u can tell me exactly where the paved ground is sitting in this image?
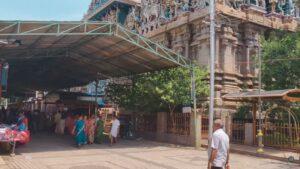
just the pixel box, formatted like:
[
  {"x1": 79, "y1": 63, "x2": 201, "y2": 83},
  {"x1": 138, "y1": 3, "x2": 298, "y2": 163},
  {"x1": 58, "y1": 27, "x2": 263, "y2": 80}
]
[{"x1": 0, "y1": 134, "x2": 299, "y2": 169}]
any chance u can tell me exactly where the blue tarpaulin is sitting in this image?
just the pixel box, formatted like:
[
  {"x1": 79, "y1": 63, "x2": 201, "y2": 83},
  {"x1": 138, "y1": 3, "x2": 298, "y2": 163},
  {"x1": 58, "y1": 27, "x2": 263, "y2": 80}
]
[{"x1": 1, "y1": 63, "x2": 8, "y2": 92}]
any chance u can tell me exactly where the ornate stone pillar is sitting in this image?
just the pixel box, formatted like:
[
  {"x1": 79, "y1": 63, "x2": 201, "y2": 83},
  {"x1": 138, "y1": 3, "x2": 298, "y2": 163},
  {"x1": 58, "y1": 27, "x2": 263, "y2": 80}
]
[
  {"x1": 215, "y1": 32, "x2": 221, "y2": 70},
  {"x1": 194, "y1": 24, "x2": 210, "y2": 66},
  {"x1": 245, "y1": 45, "x2": 251, "y2": 75},
  {"x1": 183, "y1": 29, "x2": 192, "y2": 58},
  {"x1": 244, "y1": 27, "x2": 255, "y2": 76},
  {"x1": 220, "y1": 26, "x2": 237, "y2": 74}
]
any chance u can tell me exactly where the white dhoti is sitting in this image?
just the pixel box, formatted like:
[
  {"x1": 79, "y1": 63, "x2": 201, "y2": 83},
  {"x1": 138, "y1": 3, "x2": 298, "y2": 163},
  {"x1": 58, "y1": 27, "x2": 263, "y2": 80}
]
[
  {"x1": 57, "y1": 119, "x2": 65, "y2": 134},
  {"x1": 110, "y1": 119, "x2": 120, "y2": 138}
]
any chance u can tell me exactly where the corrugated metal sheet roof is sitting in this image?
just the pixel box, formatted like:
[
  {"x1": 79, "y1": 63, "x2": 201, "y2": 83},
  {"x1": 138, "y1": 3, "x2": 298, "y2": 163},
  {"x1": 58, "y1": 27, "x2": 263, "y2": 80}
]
[
  {"x1": 222, "y1": 89, "x2": 300, "y2": 102},
  {"x1": 0, "y1": 21, "x2": 189, "y2": 93}
]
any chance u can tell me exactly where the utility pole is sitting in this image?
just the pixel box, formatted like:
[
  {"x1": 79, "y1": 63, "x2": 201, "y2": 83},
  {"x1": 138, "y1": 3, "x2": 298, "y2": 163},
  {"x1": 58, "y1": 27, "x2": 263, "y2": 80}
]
[
  {"x1": 191, "y1": 65, "x2": 201, "y2": 148},
  {"x1": 94, "y1": 80, "x2": 99, "y2": 115},
  {"x1": 208, "y1": 0, "x2": 216, "y2": 148}
]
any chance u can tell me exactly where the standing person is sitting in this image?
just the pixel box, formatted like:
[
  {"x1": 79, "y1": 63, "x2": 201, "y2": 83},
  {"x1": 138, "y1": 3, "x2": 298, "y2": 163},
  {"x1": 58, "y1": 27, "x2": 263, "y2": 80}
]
[
  {"x1": 5, "y1": 108, "x2": 10, "y2": 123},
  {"x1": 65, "y1": 113, "x2": 74, "y2": 135},
  {"x1": 31, "y1": 110, "x2": 39, "y2": 134},
  {"x1": 208, "y1": 119, "x2": 230, "y2": 169},
  {"x1": 45, "y1": 112, "x2": 53, "y2": 133},
  {"x1": 16, "y1": 112, "x2": 27, "y2": 131},
  {"x1": 16, "y1": 112, "x2": 30, "y2": 144},
  {"x1": 54, "y1": 111, "x2": 62, "y2": 134},
  {"x1": 83, "y1": 115, "x2": 88, "y2": 138},
  {"x1": 86, "y1": 115, "x2": 96, "y2": 144},
  {"x1": 0, "y1": 106, "x2": 6, "y2": 123},
  {"x1": 26, "y1": 111, "x2": 33, "y2": 133},
  {"x1": 73, "y1": 115, "x2": 87, "y2": 148},
  {"x1": 110, "y1": 113, "x2": 120, "y2": 146},
  {"x1": 23, "y1": 111, "x2": 29, "y2": 131},
  {"x1": 95, "y1": 114, "x2": 105, "y2": 144},
  {"x1": 57, "y1": 112, "x2": 66, "y2": 134}
]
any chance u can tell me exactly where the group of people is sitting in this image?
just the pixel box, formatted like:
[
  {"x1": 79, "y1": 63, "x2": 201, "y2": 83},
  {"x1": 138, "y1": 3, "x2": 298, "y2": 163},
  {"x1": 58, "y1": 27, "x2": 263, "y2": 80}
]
[
  {"x1": 0, "y1": 107, "x2": 29, "y2": 132},
  {"x1": 53, "y1": 109, "x2": 120, "y2": 148},
  {"x1": 1, "y1": 106, "x2": 121, "y2": 148}
]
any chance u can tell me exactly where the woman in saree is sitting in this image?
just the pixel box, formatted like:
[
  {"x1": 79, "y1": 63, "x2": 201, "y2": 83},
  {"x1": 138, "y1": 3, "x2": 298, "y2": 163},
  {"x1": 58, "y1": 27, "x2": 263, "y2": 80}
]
[
  {"x1": 86, "y1": 115, "x2": 96, "y2": 144},
  {"x1": 16, "y1": 112, "x2": 30, "y2": 144},
  {"x1": 95, "y1": 114, "x2": 105, "y2": 144},
  {"x1": 16, "y1": 112, "x2": 27, "y2": 131},
  {"x1": 57, "y1": 112, "x2": 66, "y2": 134},
  {"x1": 72, "y1": 115, "x2": 87, "y2": 147}
]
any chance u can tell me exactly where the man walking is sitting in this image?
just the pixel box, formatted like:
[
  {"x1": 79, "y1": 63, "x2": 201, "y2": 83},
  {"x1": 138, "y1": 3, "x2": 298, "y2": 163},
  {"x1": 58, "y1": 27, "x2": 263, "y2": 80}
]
[
  {"x1": 208, "y1": 119, "x2": 230, "y2": 169},
  {"x1": 110, "y1": 113, "x2": 120, "y2": 146}
]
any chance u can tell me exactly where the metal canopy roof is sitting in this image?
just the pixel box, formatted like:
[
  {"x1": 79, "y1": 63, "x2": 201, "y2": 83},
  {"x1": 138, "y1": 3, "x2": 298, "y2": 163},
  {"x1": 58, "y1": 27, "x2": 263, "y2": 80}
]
[
  {"x1": 222, "y1": 89, "x2": 300, "y2": 102},
  {"x1": 0, "y1": 21, "x2": 189, "y2": 92}
]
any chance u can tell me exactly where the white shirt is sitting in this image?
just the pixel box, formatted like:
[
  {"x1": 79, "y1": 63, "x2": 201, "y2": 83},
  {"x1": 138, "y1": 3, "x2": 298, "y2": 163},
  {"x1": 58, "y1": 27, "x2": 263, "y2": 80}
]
[
  {"x1": 110, "y1": 119, "x2": 120, "y2": 137},
  {"x1": 211, "y1": 128, "x2": 229, "y2": 167}
]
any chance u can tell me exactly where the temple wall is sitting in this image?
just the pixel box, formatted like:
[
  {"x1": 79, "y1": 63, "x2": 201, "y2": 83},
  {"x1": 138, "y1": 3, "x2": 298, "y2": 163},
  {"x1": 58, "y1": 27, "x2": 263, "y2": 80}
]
[{"x1": 85, "y1": 0, "x2": 298, "y2": 118}]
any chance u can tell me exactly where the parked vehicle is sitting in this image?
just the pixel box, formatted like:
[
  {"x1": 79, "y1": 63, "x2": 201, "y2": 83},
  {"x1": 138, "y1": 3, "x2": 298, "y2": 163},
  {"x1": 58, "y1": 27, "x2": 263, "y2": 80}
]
[{"x1": 0, "y1": 124, "x2": 30, "y2": 154}]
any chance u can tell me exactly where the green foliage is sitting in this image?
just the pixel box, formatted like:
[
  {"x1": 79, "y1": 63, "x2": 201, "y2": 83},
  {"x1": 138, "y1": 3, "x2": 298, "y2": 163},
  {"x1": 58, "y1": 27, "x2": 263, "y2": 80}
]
[
  {"x1": 234, "y1": 104, "x2": 252, "y2": 119},
  {"x1": 264, "y1": 132, "x2": 292, "y2": 145},
  {"x1": 105, "y1": 66, "x2": 209, "y2": 113},
  {"x1": 261, "y1": 32, "x2": 300, "y2": 90}
]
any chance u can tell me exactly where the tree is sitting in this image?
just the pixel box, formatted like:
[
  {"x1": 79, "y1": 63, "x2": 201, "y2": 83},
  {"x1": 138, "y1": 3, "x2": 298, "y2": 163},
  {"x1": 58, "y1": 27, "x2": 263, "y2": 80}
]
[
  {"x1": 261, "y1": 31, "x2": 300, "y2": 90},
  {"x1": 105, "y1": 66, "x2": 209, "y2": 115}
]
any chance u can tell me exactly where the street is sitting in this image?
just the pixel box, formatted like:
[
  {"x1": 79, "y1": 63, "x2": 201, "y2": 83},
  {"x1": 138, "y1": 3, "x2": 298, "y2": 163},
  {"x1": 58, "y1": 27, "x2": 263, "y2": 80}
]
[{"x1": 0, "y1": 134, "x2": 298, "y2": 169}]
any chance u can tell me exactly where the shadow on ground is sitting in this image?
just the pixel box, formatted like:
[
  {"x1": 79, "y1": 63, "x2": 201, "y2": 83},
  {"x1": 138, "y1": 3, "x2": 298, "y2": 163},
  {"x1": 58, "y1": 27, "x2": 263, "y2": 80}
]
[{"x1": 6, "y1": 132, "x2": 189, "y2": 155}]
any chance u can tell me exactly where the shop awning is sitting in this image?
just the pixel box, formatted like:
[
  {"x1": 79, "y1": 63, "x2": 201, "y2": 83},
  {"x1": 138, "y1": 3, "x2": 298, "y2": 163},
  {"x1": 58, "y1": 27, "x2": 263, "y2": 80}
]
[{"x1": 0, "y1": 21, "x2": 189, "y2": 92}]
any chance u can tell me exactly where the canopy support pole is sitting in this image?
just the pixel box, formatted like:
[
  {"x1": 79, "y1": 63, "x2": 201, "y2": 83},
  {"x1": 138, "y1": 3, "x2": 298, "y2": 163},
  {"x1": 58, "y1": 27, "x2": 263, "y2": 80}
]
[
  {"x1": 94, "y1": 80, "x2": 99, "y2": 115},
  {"x1": 191, "y1": 65, "x2": 201, "y2": 148},
  {"x1": 252, "y1": 102, "x2": 257, "y2": 145}
]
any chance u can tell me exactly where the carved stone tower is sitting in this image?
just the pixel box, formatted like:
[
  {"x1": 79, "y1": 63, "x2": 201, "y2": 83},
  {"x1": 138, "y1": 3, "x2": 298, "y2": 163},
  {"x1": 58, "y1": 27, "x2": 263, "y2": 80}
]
[{"x1": 84, "y1": 0, "x2": 298, "y2": 124}]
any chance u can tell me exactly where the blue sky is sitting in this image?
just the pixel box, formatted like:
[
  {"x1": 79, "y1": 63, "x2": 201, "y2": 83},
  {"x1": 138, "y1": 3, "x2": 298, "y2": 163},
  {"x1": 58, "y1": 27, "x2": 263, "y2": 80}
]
[{"x1": 0, "y1": 0, "x2": 91, "y2": 21}]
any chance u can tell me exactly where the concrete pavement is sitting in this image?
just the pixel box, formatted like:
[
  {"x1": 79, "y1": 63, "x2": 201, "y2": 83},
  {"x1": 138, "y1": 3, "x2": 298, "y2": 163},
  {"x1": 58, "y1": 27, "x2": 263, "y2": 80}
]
[{"x1": 0, "y1": 134, "x2": 299, "y2": 169}]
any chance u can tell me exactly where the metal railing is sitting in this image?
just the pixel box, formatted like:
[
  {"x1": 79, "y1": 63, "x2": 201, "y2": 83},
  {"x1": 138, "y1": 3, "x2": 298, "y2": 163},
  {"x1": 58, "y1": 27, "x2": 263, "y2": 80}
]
[
  {"x1": 231, "y1": 120, "x2": 246, "y2": 144},
  {"x1": 228, "y1": 119, "x2": 300, "y2": 150},
  {"x1": 201, "y1": 115, "x2": 209, "y2": 139},
  {"x1": 258, "y1": 122, "x2": 300, "y2": 150},
  {"x1": 0, "y1": 21, "x2": 113, "y2": 36},
  {"x1": 135, "y1": 114, "x2": 157, "y2": 133},
  {"x1": 166, "y1": 112, "x2": 190, "y2": 135}
]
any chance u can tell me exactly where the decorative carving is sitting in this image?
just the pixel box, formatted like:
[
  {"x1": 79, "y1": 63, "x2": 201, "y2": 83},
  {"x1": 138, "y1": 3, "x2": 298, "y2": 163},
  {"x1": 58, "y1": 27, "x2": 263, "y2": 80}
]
[
  {"x1": 191, "y1": 0, "x2": 209, "y2": 10},
  {"x1": 270, "y1": 0, "x2": 278, "y2": 13},
  {"x1": 277, "y1": 0, "x2": 286, "y2": 14},
  {"x1": 258, "y1": 0, "x2": 266, "y2": 8},
  {"x1": 140, "y1": 0, "x2": 162, "y2": 33},
  {"x1": 103, "y1": 9, "x2": 118, "y2": 23},
  {"x1": 226, "y1": 0, "x2": 243, "y2": 9},
  {"x1": 87, "y1": 0, "x2": 297, "y2": 32},
  {"x1": 125, "y1": 6, "x2": 141, "y2": 32},
  {"x1": 286, "y1": 0, "x2": 295, "y2": 16}
]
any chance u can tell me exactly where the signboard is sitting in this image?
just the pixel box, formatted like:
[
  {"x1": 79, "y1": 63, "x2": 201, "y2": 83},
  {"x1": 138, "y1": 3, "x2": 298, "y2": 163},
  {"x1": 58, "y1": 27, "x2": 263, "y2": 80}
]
[{"x1": 182, "y1": 107, "x2": 192, "y2": 113}]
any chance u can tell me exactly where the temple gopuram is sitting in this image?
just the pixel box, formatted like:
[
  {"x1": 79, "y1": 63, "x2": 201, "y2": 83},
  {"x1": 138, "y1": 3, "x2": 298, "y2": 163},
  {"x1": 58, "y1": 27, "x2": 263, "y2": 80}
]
[{"x1": 83, "y1": 0, "x2": 298, "y2": 126}]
